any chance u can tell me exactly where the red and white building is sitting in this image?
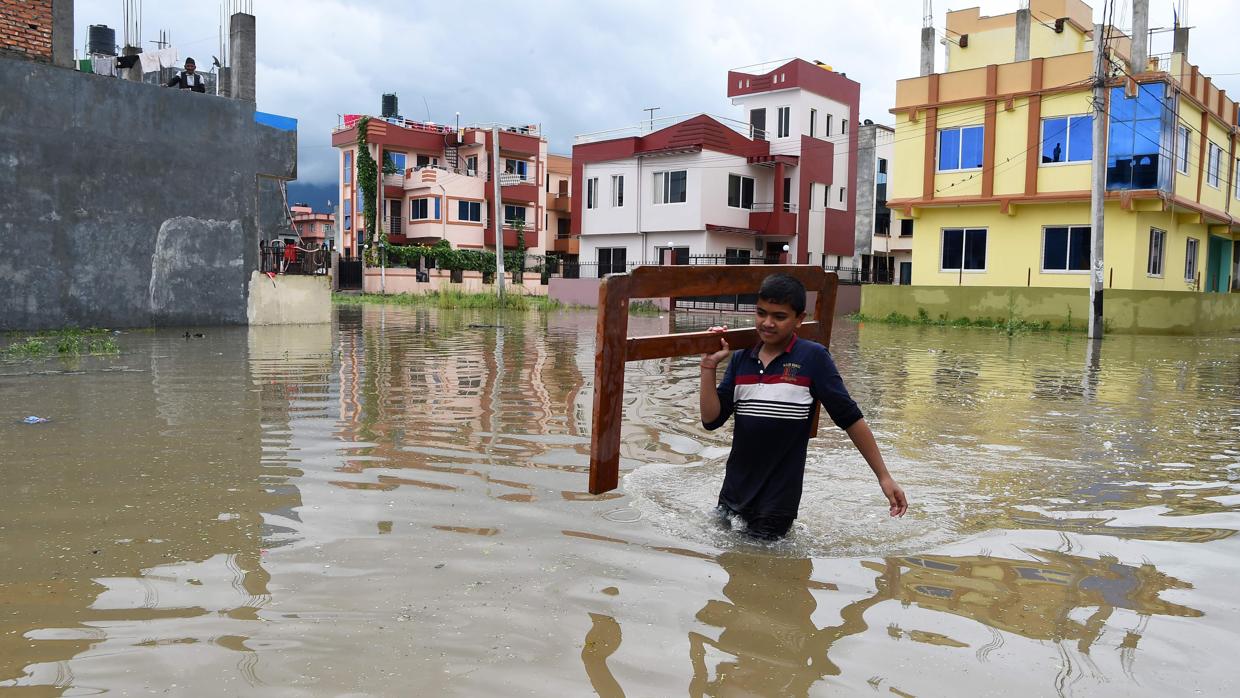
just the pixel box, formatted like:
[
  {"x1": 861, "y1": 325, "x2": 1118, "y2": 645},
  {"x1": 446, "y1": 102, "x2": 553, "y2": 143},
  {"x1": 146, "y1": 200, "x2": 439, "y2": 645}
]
[
  {"x1": 331, "y1": 114, "x2": 551, "y2": 259},
  {"x1": 571, "y1": 59, "x2": 860, "y2": 274},
  {"x1": 290, "y1": 204, "x2": 335, "y2": 247}
]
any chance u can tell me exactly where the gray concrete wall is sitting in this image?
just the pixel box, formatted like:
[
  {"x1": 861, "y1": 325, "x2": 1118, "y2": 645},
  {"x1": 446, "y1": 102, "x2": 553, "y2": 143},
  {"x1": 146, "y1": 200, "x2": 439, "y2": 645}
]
[
  {"x1": 853, "y1": 124, "x2": 877, "y2": 257},
  {"x1": 0, "y1": 55, "x2": 295, "y2": 331}
]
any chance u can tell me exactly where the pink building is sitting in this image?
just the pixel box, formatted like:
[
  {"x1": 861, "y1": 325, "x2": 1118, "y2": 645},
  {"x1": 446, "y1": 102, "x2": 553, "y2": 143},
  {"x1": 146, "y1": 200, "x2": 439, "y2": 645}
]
[
  {"x1": 331, "y1": 113, "x2": 559, "y2": 260},
  {"x1": 290, "y1": 204, "x2": 334, "y2": 247}
]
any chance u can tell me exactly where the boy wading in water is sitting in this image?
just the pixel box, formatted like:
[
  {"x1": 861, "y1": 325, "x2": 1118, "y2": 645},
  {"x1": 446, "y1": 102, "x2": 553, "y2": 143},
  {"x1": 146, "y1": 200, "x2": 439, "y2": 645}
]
[{"x1": 699, "y1": 273, "x2": 908, "y2": 540}]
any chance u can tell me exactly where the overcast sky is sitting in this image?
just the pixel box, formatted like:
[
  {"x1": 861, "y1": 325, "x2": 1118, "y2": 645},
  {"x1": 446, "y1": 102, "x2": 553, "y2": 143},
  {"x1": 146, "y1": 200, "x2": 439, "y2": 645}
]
[{"x1": 74, "y1": 0, "x2": 1240, "y2": 189}]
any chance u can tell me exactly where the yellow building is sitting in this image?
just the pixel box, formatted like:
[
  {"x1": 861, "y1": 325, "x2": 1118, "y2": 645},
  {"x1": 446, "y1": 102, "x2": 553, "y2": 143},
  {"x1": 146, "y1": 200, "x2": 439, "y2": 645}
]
[{"x1": 889, "y1": 0, "x2": 1238, "y2": 295}]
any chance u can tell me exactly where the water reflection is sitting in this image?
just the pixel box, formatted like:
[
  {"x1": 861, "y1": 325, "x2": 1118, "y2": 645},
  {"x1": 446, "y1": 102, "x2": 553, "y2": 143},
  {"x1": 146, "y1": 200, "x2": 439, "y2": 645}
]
[{"x1": 2, "y1": 307, "x2": 1238, "y2": 695}]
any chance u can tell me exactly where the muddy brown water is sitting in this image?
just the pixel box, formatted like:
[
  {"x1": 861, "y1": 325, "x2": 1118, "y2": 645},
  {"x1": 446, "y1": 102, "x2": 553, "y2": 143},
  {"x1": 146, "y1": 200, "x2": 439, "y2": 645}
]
[{"x1": 1, "y1": 305, "x2": 1238, "y2": 696}]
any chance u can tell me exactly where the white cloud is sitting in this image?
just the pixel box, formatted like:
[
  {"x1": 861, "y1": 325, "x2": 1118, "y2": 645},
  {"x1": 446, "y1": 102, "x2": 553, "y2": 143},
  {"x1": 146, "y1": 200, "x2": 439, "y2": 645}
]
[{"x1": 73, "y1": 0, "x2": 1240, "y2": 186}]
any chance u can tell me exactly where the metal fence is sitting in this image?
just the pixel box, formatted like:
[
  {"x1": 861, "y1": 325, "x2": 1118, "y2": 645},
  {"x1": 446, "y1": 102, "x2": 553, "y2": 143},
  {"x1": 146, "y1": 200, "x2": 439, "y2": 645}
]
[{"x1": 259, "y1": 240, "x2": 330, "y2": 276}]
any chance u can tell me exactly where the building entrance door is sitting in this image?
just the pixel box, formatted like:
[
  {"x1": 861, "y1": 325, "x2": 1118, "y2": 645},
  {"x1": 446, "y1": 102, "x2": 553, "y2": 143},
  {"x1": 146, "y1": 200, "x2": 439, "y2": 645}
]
[
  {"x1": 899, "y1": 261, "x2": 912, "y2": 285},
  {"x1": 1205, "y1": 235, "x2": 1232, "y2": 292}
]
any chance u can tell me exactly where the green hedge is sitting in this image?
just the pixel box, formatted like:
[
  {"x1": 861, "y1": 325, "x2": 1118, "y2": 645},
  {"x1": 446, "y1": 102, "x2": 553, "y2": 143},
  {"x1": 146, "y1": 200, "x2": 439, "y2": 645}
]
[{"x1": 384, "y1": 240, "x2": 543, "y2": 273}]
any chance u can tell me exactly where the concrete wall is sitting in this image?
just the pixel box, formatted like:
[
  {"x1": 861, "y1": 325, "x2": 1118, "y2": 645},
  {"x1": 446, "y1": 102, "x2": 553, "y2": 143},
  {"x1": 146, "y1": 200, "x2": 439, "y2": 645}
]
[
  {"x1": 247, "y1": 271, "x2": 331, "y2": 325},
  {"x1": 363, "y1": 267, "x2": 549, "y2": 296},
  {"x1": 861, "y1": 284, "x2": 1240, "y2": 335},
  {"x1": 0, "y1": 55, "x2": 296, "y2": 331}
]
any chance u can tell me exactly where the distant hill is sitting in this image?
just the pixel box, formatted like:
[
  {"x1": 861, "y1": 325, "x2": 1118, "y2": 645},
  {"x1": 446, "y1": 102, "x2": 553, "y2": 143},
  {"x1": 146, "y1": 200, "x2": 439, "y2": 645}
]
[{"x1": 287, "y1": 181, "x2": 337, "y2": 213}]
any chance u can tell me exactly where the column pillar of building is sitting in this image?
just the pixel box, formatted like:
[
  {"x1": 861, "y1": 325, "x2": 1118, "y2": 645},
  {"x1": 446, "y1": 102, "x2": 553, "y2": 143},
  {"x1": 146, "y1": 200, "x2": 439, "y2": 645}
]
[{"x1": 229, "y1": 13, "x2": 256, "y2": 103}]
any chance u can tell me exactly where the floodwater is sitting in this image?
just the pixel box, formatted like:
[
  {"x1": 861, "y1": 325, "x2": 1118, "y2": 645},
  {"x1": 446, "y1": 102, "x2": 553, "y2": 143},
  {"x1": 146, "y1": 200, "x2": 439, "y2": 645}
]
[{"x1": 1, "y1": 306, "x2": 1238, "y2": 697}]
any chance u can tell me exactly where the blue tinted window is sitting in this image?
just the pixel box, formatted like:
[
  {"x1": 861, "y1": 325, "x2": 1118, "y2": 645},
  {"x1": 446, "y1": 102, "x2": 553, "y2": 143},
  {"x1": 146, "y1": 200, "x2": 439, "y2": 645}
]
[
  {"x1": 1042, "y1": 118, "x2": 1068, "y2": 163},
  {"x1": 938, "y1": 128, "x2": 960, "y2": 170},
  {"x1": 1107, "y1": 84, "x2": 1170, "y2": 191},
  {"x1": 960, "y1": 126, "x2": 984, "y2": 169},
  {"x1": 942, "y1": 229, "x2": 963, "y2": 269},
  {"x1": 1067, "y1": 116, "x2": 1092, "y2": 161},
  {"x1": 389, "y1": 152, "x2": 405, "y2": 173}
]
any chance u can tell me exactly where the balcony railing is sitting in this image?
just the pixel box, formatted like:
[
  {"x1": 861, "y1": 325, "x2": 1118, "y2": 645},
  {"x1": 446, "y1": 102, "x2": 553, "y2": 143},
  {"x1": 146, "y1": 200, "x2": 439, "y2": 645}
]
[
  {"x1": 259, "y1": 239, "x2": 330, "y2": 276},
  {"x1": 750, "y1": 202, "x2": 799, "y2": 213}
]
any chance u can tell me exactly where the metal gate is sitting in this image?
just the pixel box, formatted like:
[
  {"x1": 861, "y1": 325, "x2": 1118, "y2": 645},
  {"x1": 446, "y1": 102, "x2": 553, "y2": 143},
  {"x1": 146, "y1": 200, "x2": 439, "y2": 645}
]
[{"x1": 338, "y1": 259, "x2": 363, "y2": 290}]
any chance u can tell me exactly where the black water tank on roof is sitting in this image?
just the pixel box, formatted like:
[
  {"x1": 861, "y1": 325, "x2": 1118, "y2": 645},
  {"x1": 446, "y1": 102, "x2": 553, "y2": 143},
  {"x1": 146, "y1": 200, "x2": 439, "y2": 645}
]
[
  {"x1": 88, "y1": 24, "x2": 117, "y2": 56},
  {"x1": 382, "y1": 93, "x2": 398, "y2": 118}
]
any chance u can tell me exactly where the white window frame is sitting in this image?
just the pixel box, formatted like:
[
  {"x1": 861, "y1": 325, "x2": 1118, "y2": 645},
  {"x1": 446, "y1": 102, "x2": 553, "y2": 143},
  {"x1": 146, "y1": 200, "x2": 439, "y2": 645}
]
[
  {"x1": 457, "y1": 200, "x2": 481, "y2": 222},
  {"x1": 505, "y1": 158, "x2": 529, "y2": 180},
  {"x1": 1039, "y1": 114, "x2": 1092, "y2": 166},
  {"x1": 1207, "y1": 142, "x2": 1222, "y2": 188},
  {"x1": 1147, "y1": 227, "x2": 1166, "y2": 277},
  {"x1": 503, "y1": 204, "x2": 526, "y2": 227},
  {"x1": 610, "y1": 174, "x2": 624, "y2": 207},
  {"x1": 727, "y1": 173, "x2": 755, "y2": 210},
  {"x1": 776, "y1": 106, "x2": 791, "y2": 139},
  {"x1": 839, "y1": 186, "x2": 845, "y2": 203},
  {"x1": 586, "y1": 177, "x2": 598, "y2": 210},
  {"x1": 937, "y1": 125, "x2": 985, "y2": 172},
  {"x1": 653, "y1": 170, "x2": 687, "y2": 205},
  {"x1": 1039, "y1": 225, "x2": 1092, "y2": 274},
  {"x1": 825, "y1": 114, "x2": 833, "y2": 136},
  {"x1": 410, "y1": 197, "x2": 431, "y2": 221},
  {"x1": 809, "y1": 108, "x2": 817, "y2": 138},
  {"x1": 465, "y1": 155, "x2": 478, "y2": 175},
  {"x1": 939, "y1": 227, "x2": 988, "y2": 272},
  {"x1": 1175, "y1": 125, "x2": 1190, "y2": 175},
  {"x1": 1185, "y1": 237, "x2": 1199, "y2": 281},
  {"x1": 842, "y1": 119, "x2": 848, "y2": 134}
]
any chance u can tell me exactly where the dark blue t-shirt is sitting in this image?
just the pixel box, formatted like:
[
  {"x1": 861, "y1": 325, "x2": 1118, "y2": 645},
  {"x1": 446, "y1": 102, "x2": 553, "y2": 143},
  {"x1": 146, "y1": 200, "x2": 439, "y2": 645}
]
[{"x1": 703, "y1": 334, "x2": 862, "y2": 519}]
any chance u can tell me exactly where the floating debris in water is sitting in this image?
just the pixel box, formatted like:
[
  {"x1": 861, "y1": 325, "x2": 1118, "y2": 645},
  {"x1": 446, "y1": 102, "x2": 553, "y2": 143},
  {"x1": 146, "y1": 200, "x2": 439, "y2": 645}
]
[{"x1": 21, "y1": 415, "x2": 49, "y2": 424}]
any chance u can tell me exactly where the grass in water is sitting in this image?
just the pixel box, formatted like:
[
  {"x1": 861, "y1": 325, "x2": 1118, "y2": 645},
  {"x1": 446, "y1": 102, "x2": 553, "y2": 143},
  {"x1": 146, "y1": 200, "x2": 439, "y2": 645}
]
[
  {"x1": 334, "y1": 289, "x2": 564, "y2": 311},
  {"x1": 850, "y1": 306, "x2": 1079, "y2": 335},
  {"x1": 2, "y1": 328, "x2": 120, "y2": 358}
]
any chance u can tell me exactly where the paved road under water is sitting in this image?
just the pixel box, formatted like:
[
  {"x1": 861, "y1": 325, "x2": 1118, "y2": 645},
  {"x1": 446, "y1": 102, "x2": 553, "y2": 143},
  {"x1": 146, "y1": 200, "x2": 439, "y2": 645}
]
[{"x1": 1, "y1": 305, "x2": 1238, "y2": 696}]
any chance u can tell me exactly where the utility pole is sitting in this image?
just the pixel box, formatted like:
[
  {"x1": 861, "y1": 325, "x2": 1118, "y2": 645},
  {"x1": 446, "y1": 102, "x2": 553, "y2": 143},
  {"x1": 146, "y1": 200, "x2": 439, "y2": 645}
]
[
  {"x1": 1088, "y1": 23, "x2": 1107, "y2": 339},
  {"x1": 492, "y1": 126, "x2": 506, "y2": 298}
]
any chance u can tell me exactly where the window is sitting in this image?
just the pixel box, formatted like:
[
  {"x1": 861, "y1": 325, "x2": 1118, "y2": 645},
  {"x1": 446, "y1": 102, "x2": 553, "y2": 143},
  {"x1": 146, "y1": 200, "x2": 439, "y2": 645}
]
[
  {"x1": 750, "y1": 108, "x2": 767, "y2": 141},
  {"x1": 1236, "y1": 158, "x2": 1240, "y2": 198},
  {"x1": 356, "y1": 196, "x2": 362, "y2": 213},
  {"x1": 465, "y1": 155, "x2": 478, "y2": 174},
  {"x1": 611, "y1": 175, "x2": 624, "y2": 207},
  {"x1": 586, "y1": 177, "x2": 598, "y2": 209},
  {"x1": 344, "y1": 198, "x2": 351, "y2": 229},
  {"x1": 941, "y1": 228, "x2": 987, "y2": 271},
  {"x1": 410, "y1": 198, "x2": 432, "y2": 220},
  {"x1": 458, "y1": 200, "x2": 481, "y2": 222},
  {"x1": 387, "y1": 151, "x2": 406, "y2": 174},
  {"x1": 1147, "y1": 228, "x2": 1166, "y2": 276},
  {"x1": 1042, "y1": 225, "x2": 1091, "y2": 272},
  {"x1": 658, "y1": 246, "x2": 689, "y2": 265},
  {"x1": 783, "y1": 177, "x2": 792, "y2": 211},
  {"x1": 504, "y1": 205, "x2": 526, "y2": 226},
  {"x1": 557, "y1": 218, "x2": 570, "y2": 238},
  {"x1": 839, "y1": 186, "x2": 845, "y2": 203},
  {"x1": 1206, "y1": 142, "x2": 1222, "y2": 188},
  {"x1": 725, "y1": 248, "x2": 751, "y2": 264},
  {"x1": 823, "y1": 184, "x2": 830, "y2": 207},
  {"x1": 653, "y1": 170, "x2": 687, "y2": 204},
  {"x1": 1175, "y1": 125, "x2": 1190, "y2": 174},
  {"x1": 842, "y1": 119, "x2": 848, "y2": 134},
  {"x1": 1107, "y1": 84, "x2": 1170, "y2": 190},
  {"x1": 877, "y1": 158, "x2": 888, "y2": 184},
  {"x1": 416, "y1": 154, "x2": 433, "y2": 168},
  {"x1": 505, "y1": 159, "x2": 528, "y2": 179},
  {"x1": 1185, "y1": 237, "x2": 1200, "y2": 281},
  {"x1": 546, "y1": 174, "x2": 550, "y2": 190},
  {"x1": 938, "y1": 125, "x2": 984, "y2": 171},
  {"x1": 344, "y1": 151, "x2": 352, "y2": 185},
  {"x1": 727, "y1": 174, "x2": 754, "y2": 209},
  {"x1": 825, "y1": 114, "x2": 833, "y2": 136},
  {"x1": 597, "y1": 247, "x2": 627, "y2": 276},
  {"x1": 1041, "y1": 115, "x2": 1092, "y2": 163},
  {"x1": 777, "y1": 106, "x2": 790, "y2": 138},
  {"x1": 809, "y1": 109, "x2": 817, "y2": 137},
  {"x1": 900, "y1": 219, "x2": 914, "y2": 237}
]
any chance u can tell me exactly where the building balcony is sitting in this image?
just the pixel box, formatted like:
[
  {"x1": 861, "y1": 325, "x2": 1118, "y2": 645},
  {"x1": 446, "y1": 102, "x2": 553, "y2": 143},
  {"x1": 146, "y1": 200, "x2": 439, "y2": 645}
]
[
  {"x1": 383, "y1": 172, "x2": 405, "y2": 188},
  {"x1": 748, "y1": 202, "x2": 798, "y2": 236},
  {"x1": 498, "y1": 173, "x2": 539, "y2": 204},
  {"x1": 547, "y1": 192, "x2": 571, "y2": 212},
  {"x1": 484, "y1": 223, "x2": 539, "y2": 249},
  {"x1": 497, "y1": 129, "x2": 541, "y2": 157},
  {"x1": 548, "y1": 235, "x2": 579, "y2": 255}
]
